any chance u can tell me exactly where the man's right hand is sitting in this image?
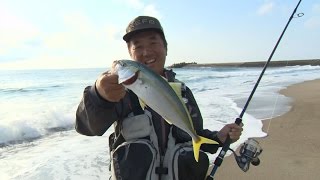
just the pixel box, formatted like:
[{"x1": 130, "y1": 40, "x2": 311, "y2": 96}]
[{"x1": 95, "y1": 71, "x2": 126, "y2": 102}]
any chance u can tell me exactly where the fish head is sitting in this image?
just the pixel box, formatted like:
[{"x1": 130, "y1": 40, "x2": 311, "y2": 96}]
[{"x1": 114, "y1": 60, "x2": 140, "y2": 85}]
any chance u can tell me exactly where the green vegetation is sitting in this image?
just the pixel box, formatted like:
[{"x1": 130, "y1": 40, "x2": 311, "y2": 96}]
[{"x1": 168, "y1": 62, "x2": 197, "y2": 68}]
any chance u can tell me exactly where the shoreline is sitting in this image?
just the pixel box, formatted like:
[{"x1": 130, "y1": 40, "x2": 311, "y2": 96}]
[
  {"x1": 169, "y1": 59, "x2": 320, "y2": 68},
  {"x1": 214, "y1": 79, "x2": 320, "y2": 180}
]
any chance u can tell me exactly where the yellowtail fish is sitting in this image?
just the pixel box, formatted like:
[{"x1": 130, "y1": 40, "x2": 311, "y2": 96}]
[{"x1": 114, "y1": 60, "x2": 218, "y2": 162}]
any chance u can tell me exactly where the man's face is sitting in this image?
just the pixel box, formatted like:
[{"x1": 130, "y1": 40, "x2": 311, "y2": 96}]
[{"x1": 127, "y1": 31, "x2": 167, "y2": 75}]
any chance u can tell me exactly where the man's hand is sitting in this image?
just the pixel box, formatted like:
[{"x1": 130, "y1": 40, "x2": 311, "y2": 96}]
[
  {"x1": 95, "y1": 68, "x2": 126, "y2": 102},
  {"x1": 217, "y1": 123, "x2": 243, "y2": 144}
]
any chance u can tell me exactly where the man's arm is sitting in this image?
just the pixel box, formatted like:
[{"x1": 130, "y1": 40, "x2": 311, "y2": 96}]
[
  {"x1": 76, "y1": 68, "x2": 128, "y2": 136},
  {"x1": 186, "y1": 86, "x2": 243, "y2": 151},
  {"x1": 75, "y1": 85, "x2": 120, "y2": 136}
]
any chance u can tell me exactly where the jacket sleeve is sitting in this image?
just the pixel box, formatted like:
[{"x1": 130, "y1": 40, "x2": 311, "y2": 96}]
[
  {"x1": 75, "y1": 84, "x2": 122, "y2": 136},
  {"x1": 184, "y1": 86, "x2": 222, "y2": 154}
]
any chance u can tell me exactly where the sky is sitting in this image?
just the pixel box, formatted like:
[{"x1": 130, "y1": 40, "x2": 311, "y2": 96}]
[{"x1": 0, "y1": 0, "x2": 319, "y2": 70}]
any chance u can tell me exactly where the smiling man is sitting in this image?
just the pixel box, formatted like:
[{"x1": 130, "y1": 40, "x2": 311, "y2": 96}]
[
  {"x1": 75, "y1": 15, "x2": 243, "y2": 180},
  {"x1": 124, "y1": 16, "x2": 167, "y2": 75}
]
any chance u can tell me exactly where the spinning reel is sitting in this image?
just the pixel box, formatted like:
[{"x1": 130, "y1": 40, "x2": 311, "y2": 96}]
[{"x1": 231, "y1": 138, "x2": 263, "y2": 172}]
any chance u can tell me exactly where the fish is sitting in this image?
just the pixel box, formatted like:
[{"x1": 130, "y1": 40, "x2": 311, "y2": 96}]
[{"x1": 114, "y1": 60, "x2": 218, "y2": 162}]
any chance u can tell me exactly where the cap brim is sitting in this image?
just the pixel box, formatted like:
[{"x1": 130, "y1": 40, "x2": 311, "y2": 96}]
[{"x1": 123, "y1": 28, "x2": 164, "y2": 42}]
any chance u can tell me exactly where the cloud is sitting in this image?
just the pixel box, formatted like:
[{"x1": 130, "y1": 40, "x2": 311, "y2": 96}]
[
  {"x1": 121, "y1": 0, "x2": 162, "y2": 18},
  {"x1": 0, "y1": 1, "x2": 162, "y2": 69},
  {"x1": 143, "y1": 4, "x2": 162, "y2": 19},
  {"x1": 304, "y1": 3, "x2": 320, "y2": 30},
  {"x1": 0, "y1": 4, "x2": 40, "y2": 55},
  {"x1": 0, "y1": 8, "x2": 127, "y2": 70},
  {"x1": 0, "y1": 55, "x2": 78, "y2": 70},
  {"x1": 38, "y1": 12, "x2": 127, "y2": 69},
  {"x1": 312, "y1": 3, "x2": 320, "y2": 13},
  {"x1": 126, "y1": 0, "x2": 144, "y2": 10},
  {"x1": 43, "y1": 11, "x2": 101, "y2": 50},
  {"x1": 105, "y1": 24, "x2": 123, "y2": 41},
  {"x1": 257, "y1": 1, "x2": 275, "y2": 16},
  {"x1": 62, "y1": 11, "x2": 94, "y2": 34},
  {"x1": 305, "y1": 17, "x2": 320, "y2": 29}
]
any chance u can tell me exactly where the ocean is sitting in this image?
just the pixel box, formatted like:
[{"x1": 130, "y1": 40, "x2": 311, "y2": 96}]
[{"x1": 1, "y1": 65, "x2": 320, "y2": 179}]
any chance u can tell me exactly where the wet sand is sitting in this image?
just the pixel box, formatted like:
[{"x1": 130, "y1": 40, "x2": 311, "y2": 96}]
[{"x1": 214, "y1": 79, "x2": 320, "y2": 180}]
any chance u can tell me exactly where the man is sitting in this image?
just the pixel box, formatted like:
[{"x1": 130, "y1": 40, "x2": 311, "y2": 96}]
[{"x1": 76, "y1": 15, "x2": 242, "y2": 180}]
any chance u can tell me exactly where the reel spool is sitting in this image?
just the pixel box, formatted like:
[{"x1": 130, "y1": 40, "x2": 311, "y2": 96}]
[{"x1": 233, "y1": 138, "x2": 263, "y2": 172}]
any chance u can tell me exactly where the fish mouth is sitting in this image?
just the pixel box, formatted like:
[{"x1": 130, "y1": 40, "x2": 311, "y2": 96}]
[
  {"x1": 116, "y1": 62, "x2": 139, "y2": 84},
  {"x1": 122, "y1": 71, "x2": 139, "y2": 85}
]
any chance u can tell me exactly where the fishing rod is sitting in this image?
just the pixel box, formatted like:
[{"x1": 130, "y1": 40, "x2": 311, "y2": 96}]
[{"x1": 206, "y1": 0, "x2": 303, "y2": 179}]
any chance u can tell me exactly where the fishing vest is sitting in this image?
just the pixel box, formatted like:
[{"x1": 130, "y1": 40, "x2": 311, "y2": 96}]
[{"x1": 108, "y1": 81, "x2": 209, "y2": 180}]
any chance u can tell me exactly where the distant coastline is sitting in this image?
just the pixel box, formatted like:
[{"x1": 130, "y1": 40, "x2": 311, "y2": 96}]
[{"x1": 168, "y1": 59, "x2": 320, "y2": 68}]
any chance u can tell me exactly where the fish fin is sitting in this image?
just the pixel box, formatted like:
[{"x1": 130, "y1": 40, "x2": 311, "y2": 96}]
[
  {"x1": 192, "y1": 136, "x2": 219, "y2": 162},
  {"x1": 138, "y1": 98, "x2": 146, "y2": 109},
  {"x1": 169, "y1": 82, "x2": 195, "y2": 130},
  {"x1": 163, "y1": 118, "x2": 173, "y2": 125},
  {"x1": 169, "y1": 82, "x2": 182, "y2": 98}
]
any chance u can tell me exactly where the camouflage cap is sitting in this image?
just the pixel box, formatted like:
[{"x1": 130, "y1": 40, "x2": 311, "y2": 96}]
[{"x1": 123, "y1": 16, "x2": 164, "y2": 42}]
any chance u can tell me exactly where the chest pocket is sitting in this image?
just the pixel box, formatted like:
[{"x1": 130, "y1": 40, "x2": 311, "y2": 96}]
[
  {"x1": 111, "y1": 139, "x2": 159, "y2": 180},
  {"x1": 110, "y1": 90, "x2": 161, "y2": 180},
  {"x1": 121, "y1": 112, "x2": 153, "y2": 141}
]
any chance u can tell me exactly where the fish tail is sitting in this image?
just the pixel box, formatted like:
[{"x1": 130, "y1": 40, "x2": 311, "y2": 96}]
[{"x1": 192, "y1": 136, "x2": 219, "y2": 162}]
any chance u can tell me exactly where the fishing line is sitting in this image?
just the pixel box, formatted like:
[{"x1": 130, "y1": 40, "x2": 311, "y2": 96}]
[
  {"x1": 206, "y1": 0, "x2": 304, "y2": 179},
  {"x1": 265, "y1": 60, "x2": 291, "y2": 134}
]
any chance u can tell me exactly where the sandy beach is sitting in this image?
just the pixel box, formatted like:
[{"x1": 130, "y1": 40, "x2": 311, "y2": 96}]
[{"x1": 214, "y1": 79, "x2": 320, "y2": 180}]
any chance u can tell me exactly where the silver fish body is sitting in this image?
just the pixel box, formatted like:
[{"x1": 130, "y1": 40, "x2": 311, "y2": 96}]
[
  {"x1": 115, "y1": 60, "x2": 197, "y2": 140},
  {"x1": 114, "y1": 60, "x2": 218, "y2": 161}
]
